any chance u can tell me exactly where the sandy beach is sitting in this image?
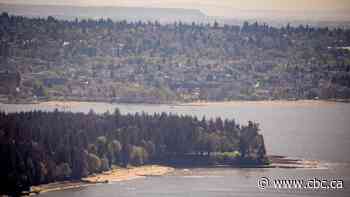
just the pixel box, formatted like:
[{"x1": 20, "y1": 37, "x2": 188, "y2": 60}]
[
  {"x1": 27, "y1": 159, "x2": 322, "y2": 195},
  {"x1": 82, "y1": 165, "x2": 174, "y2": 183},
  {"x1": 29, "y1": 165, "x2": 174, "y2": 195},
  {"x1": 40, "y1": 101, "x2": 89, "y2": 108}
]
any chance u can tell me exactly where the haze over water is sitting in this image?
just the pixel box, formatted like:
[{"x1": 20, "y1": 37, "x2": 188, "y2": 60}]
[
  {"x1": 1, "y1": 101, "x2": 349, "y2": 163},
  {"x1": 1, "y1": 1, "x2": 350, "y2": 196},
  {"x1": 1, "y1": 101, "x2": 350, "y2": 197}
]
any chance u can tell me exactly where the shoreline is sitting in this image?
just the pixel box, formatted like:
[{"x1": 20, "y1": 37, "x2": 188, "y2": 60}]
[
  {"x1": 1, "y1": 99, "x2": 349, "y2": 109},
  {"x1": 181, "y1": 99, "x2": 346, "y2": 107},
  {"x1": 267, "y1": 155, "x2": 322, "y2": 169},
  {"x1": 82, "y1": 165, "x2": 174, "y2": 183},
  {"x1": 26, "y1": 156, "x2": 321, "y2": 196},
  {"x1": 29, "y1": 165, "x2": 174, "y2": 195}
]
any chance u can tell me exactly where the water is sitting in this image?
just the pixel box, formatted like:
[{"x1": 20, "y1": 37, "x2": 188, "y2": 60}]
[
  {"x1": 1, "y1": 101, "x2": 350, "y2": 196},
  {"x1": 38, "y1": 167, "x2": 350, "y2": 197}
]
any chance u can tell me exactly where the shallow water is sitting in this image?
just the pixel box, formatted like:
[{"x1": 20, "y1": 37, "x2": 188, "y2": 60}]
[
  {"x1": 38, "y1": 167, "x2": 350, "y2": 197},
  {"x1": 1, "y1": 101, "x2": 350, "y2": 197}
]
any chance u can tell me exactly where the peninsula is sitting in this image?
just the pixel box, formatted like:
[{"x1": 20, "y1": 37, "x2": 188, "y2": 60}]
[{"x1": 0, "y1": 109, "x2": 267, "y2": 196}]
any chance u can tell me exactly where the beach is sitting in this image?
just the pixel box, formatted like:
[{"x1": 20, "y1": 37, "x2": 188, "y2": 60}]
[
  {"x1": 29, "y1": 165, "x2": 174, "y2": 195},
  {"x1": 28, "y1": 158, "x2": 322, "y2": 195},
  {"x1": 82, "y1": 165, "x2": 174, "y2": 183}
]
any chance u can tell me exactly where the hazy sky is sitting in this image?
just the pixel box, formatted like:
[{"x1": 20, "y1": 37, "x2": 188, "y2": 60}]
[{"x1": 1, "y1": 0, "x2": 350, "y2": 16}]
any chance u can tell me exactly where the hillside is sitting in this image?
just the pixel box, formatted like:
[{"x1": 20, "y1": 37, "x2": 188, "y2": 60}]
[{"x1": 0, "y1": 14, "x2": 350, "y2": 103}]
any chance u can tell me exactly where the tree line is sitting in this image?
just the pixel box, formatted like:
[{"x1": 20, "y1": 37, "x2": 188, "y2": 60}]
[
  {"x1": 1, "y1": 13, "x2": 350, "y2": 102},
  {"x1": 0, "y1": 109, "x2": 266, "y2": 196}
]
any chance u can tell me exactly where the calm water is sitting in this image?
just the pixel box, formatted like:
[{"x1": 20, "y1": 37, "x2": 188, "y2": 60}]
[{"x1": 1, "y1": 101, "x2": 350, "y2": 197}]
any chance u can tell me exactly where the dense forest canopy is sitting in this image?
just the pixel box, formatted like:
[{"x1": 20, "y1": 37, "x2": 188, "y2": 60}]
[
  {"x1": 1, "y1": 13, "x2": 350, "y2": 103},
  {"x1": 0, "y1": 109, "x2": 266, "y2": 196}
]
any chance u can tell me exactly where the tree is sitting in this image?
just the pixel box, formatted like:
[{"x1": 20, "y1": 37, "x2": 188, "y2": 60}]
[
  {"x1": 55, "y1": 163, "x2": 72, "y2": 180},
  {"x1": 239, "y1": 121, "x2": 259, "y2": 158},
  {"x1": 141, "y1": 140, "x2": 155, "y2": 159},
  {"x1": 121, "y1": 144, "x2": 132, "y2": 167},
  {"x1": 71, "y1": 148, "x2": 89, "y2": 178},
  {"x1": 130, "y1": 146, "x2": 149, "y2": 166},
  {"x1": 96, "y1": 136, "x2": 107, "y2": 158},
  {"x1": 0, "y1": 109, "x2": 267, "y2": 195},
  {"x1": 213, "y1": 21, "x2": 219, "y2": 29},
  {"x1": 100, "y1": 157, "x2": 110, "y2": 171},
  {"x1": 107, "y1": 140, "x2": 122, "y2": 165},
  {"x1": 206, "y1": 133, "x2": 220, "y2": 156},
  {"x1": 88, "y1": 144, "x2": 98, "y2": 155},
  {"x1": 87, "y1": 153, "x2": 101, "y2": 173}
]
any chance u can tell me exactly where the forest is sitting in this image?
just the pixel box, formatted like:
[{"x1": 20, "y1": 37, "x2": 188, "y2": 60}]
[
  {"x1": 1, "y1": 13, "x2": 350, "y2": 103},
  {"x1": 0, "y1": 109, "x2": 266, "y2": 196}
]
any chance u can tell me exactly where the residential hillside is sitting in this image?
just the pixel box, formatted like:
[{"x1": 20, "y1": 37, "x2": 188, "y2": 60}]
[{"x1": 0, "y1": 13, "x2": 350, "y2": 103}]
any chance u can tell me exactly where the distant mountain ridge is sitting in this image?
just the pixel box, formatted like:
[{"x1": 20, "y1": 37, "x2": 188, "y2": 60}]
[
  {"x1": 0, "y1": 3, "x2": 207, "y2": 22},
  {"x1": 1, "y1": 3, "x2": 349, "y2": 28}
]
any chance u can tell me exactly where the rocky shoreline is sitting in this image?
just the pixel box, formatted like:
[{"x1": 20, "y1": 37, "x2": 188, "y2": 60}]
[{"x1": 267, "y1": 155, "x2": 321, "y2": 169}]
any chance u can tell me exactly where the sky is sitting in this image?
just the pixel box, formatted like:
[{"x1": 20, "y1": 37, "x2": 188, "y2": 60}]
[{"x1": 1, "y1": 0, "x2": 350, "y2": 17}]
